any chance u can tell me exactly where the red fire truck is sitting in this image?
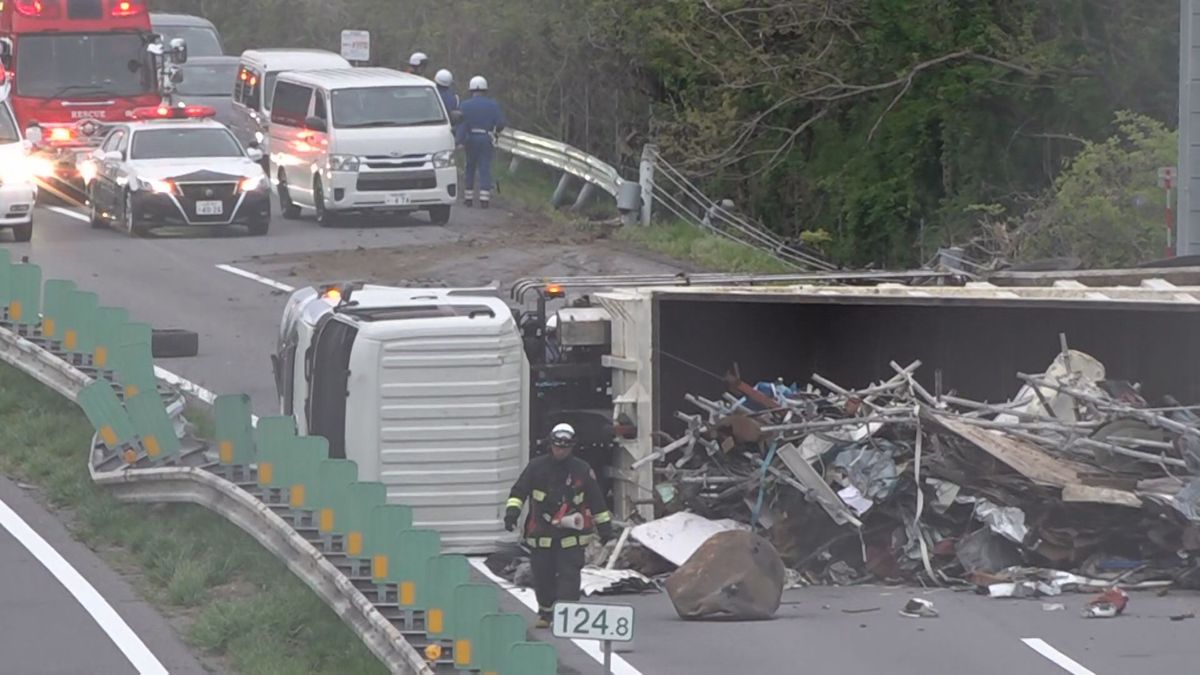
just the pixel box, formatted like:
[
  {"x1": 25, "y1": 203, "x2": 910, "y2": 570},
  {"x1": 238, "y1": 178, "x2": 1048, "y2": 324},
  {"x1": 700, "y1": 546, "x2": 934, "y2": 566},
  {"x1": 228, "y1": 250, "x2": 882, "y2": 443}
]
[{"x1": 0, "y1": 0, "x2": 183, "y2": 197}]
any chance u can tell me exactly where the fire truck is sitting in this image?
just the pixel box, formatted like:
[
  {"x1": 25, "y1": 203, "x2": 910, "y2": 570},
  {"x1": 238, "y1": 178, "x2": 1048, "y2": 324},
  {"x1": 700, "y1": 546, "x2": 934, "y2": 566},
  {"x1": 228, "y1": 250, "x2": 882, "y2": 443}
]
[{"x1": 0, "y1": 0, "x2": 187, "y2": 199}]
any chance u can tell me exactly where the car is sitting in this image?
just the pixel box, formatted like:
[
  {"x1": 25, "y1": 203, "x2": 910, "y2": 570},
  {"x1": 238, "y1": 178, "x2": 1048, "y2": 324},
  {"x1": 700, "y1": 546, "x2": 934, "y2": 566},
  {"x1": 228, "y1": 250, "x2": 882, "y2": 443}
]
[
  {"x1": 150, "y1": 13, "x2": 224, "y2": 57},
  {"x1": 0, "y1": 94, "x2": 35, "y2": 242},
  {"x1": 84, "y1": 105, "x2": 270, "y2": 237},
  {"x1": 268, "y1": 68, "x2": 457, "y2": 227},
  {"x1": 176, "y1": 56, "x2": 240, "y2": 126}
]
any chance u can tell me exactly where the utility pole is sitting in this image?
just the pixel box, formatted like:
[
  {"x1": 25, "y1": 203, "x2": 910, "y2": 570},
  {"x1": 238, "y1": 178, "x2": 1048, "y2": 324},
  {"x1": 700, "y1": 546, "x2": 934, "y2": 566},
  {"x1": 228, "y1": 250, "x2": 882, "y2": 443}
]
[{"x1": 1178, "y1": 0, "x2": 1200, "y2": 255}]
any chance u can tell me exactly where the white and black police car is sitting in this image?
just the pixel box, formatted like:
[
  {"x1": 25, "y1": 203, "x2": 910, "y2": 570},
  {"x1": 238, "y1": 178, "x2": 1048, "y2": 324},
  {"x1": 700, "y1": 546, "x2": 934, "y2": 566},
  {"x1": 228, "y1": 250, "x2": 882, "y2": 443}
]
[{"x1": 83, "y1": 104, "x2": 270, "y2": 236}]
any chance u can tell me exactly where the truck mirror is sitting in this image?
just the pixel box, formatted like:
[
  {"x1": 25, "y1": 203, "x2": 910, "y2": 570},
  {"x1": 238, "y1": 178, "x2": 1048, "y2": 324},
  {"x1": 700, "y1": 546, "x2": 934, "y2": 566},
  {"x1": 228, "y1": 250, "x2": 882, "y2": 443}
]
[
  {"x1": 170, "y1": 69, "x2": 185, "y2": 85},
  {"x1": 169, "y1": 38, "x2": 188, "y2": 65},
  {"x1": 304, "y1": 116, "x2": 328, "y2": 133}
]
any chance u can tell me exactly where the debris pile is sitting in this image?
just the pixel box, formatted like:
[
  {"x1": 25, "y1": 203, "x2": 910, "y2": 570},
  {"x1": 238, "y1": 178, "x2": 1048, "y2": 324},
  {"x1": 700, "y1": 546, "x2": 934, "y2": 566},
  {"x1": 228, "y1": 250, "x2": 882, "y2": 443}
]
[{"x1": 641, "y1": 345, "x2": 1200, "y2": 594}]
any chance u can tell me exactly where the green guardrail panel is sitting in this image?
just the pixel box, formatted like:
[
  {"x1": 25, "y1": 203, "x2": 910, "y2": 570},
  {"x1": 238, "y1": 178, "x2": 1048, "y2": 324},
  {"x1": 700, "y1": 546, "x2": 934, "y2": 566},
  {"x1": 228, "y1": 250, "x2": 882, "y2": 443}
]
[
  {"x1": 0, "y1": 248, "x2": 11, "y2": 308},
  {"x1": 214, "y1": 394, "x2": 255, "y2": 466},
  {"x1": 282, "y1": 436, "x2": 327, "y2": 509},
  {"x1": 63, "y1": 290, "x2": 99, "y2": 354},
  {"x1": 126, "y1": 391, "x2": 181, "y2": 461},
  {"x1": 367, "y1": 504, "x2": 412, "y2": 583},
  {"x1": 310, "y1": 459, "x2": 357, "y2": 534},
  {"x1": 77, "y1": 380, "x2": 137, "y2": 451},
  {"x1": 41, "y1": 279, "x2": 75, "y2": 340},
  {"x1": 253, "y1": 416, "x2": 296, "y2": 488},
  {"x1": 120, "y1": 322, "x2": 153, "y2": 350},
  {"x1": 424, "y1": 554, "x2": 470, "y2": 639},
  {"x1": 502, "y1": 642, "x2": 557, "y2": 675},
  {"x1": 478, "y1": 613, "x2": 528, "y2": 675},
  {"x1": 111, "y1": 341, "x2": 156, "y2": 399},
  {"x1": 342, "y1": 482, "x2": 386, "y2": 557},
  {"x1": 92, "y1": 307, "x2": 129, "y2": 369},
  {"x1": 394, "y1": 529, "x2": 440, "y2": 609},
  {"x1": 9, "y1": 263, "x2": 41, "y2": 326},
  {"x1": 452, "y1": 584, "x2": 499, "y2": 670}
]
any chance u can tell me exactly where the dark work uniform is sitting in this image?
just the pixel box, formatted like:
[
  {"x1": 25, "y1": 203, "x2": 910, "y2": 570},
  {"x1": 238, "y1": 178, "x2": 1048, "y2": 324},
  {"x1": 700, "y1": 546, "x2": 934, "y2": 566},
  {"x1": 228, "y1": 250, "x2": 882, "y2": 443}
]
[{"x1": 506, "y1": 454, "x2": 614, "y2": 619}]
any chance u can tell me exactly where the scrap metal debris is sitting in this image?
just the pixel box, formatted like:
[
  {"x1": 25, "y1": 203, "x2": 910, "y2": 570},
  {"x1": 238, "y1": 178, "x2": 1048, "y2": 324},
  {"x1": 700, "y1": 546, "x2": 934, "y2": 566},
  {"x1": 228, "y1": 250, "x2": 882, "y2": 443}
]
[
  {"x1": 1083, "y1": 587, "x2": 1129, "y2": 618},
  {"x1": 899, "y1": 598, "x2": 939, "y2": 618},
  {"x1": 636, "y1": 342, "x2": 1200, "y2": 598}
]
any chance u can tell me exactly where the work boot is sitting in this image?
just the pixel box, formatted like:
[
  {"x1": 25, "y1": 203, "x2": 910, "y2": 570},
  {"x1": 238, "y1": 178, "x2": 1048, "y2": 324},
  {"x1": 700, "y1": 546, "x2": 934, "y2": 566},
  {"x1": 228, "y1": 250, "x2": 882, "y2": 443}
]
[
  {"x1": 479, "y1": 190, "x2": 491, "y2": 209},
  {"x1": 463, "y1": 189, "x2": 474, "y2": 207},
  {"x1": 535, "y1": 612, "x2": 552, "y2": 629}
]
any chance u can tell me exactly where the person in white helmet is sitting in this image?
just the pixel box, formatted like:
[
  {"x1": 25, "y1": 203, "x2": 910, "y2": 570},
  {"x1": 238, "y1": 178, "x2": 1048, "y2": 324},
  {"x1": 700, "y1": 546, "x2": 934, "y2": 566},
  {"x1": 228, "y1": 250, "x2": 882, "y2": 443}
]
[
  {"x1": 405, "y1": 52, "x2": 429, "y2": 77},
  {"x1": 434, "y1": 69, "x2": 460, "y2": 124},
  {"x1": 504, "y1": 422, "x2": 615, "y2": 628},
  {"x1": 455, "y1": 75, "x2": 507, "y2": 208}
]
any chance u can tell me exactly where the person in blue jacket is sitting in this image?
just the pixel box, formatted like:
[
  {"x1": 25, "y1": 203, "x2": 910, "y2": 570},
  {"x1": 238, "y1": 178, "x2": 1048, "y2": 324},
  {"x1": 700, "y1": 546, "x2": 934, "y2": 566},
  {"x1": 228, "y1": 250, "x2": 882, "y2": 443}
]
[
  {"x1": 434, "y1": 69, "x2": 462, "y2": 132},
  {"x1": 455, "y1": 75, "x2": 507, "y2": 208}
]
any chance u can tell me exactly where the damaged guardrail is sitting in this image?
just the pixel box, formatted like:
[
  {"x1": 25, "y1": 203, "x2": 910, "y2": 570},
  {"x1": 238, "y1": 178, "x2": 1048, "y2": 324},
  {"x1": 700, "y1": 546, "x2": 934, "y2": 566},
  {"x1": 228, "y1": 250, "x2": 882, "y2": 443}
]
[{"x1": 0, "y1": 249, "x2": 558, "y2": 675}]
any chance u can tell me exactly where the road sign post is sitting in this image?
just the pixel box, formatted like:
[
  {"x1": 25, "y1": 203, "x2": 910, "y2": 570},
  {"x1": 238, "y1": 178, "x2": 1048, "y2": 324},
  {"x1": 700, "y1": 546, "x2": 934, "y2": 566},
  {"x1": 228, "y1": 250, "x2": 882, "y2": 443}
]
[
  {"x1": 551, "y1": 600, "x2": 634, "y2": 674},
  {"x1": 340, "y1": 30, "x2": 370, "y2": 65},
  {"x1": 1159, "y1": 166, "x2": 1177, "y2": 259}
]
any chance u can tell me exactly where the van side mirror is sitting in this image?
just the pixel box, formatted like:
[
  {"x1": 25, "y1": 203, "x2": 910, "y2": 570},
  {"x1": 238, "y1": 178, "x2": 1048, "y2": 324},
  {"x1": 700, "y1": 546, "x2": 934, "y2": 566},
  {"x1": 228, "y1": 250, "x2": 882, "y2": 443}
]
[
  {"x1": 104, "y1": 150, "x2": 124, "y2": 163},
  {"x1": 304, "y1": 116, "x2": 327, "y2": 133},
  {"x1": 170, "y1": 68, "x2": 185, "y2": 84},
  {"x1": 169, "y1": 38, "x2": 188, "y2": 65}
]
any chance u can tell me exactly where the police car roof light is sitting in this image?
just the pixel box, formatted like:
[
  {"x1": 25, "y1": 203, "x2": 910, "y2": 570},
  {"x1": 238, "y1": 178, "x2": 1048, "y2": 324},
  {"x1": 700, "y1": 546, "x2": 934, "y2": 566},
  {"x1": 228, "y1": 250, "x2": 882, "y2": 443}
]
[
  {"x1": 131, "y1": 105, "x2": 216, "y2": 121},
  {"x1": 111, "y1": 0, "x2": 147, "y2": 17}
]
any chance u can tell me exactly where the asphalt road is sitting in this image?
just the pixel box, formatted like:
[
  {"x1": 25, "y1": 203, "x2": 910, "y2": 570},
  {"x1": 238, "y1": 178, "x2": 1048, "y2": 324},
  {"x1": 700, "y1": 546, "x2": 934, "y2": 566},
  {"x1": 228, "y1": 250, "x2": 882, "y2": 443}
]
[{"x1": 9, "y1": 200, "x2": 1200, "y2": 674}]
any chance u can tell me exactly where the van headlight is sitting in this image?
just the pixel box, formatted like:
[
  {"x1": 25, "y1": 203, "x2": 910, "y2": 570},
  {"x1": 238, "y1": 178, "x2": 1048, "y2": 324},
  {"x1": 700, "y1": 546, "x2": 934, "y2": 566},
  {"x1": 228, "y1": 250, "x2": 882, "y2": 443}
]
[
  {"x1": 328, "y1": 154, "x2": 360, "y2": 172},
  {"x1": 433, "y1": 149, "x2": 455, "y2": 169}
]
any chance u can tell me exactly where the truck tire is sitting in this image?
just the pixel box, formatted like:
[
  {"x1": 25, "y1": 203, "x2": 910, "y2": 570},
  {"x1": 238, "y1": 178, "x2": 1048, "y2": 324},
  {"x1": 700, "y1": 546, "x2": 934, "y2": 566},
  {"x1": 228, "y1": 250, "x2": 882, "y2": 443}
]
[
  {"x1": 11, "y1": 219, "x2": 32, "y2": 243},
  {"x1": 151, "y1": 329, "x2": 199, "y2": 358}
]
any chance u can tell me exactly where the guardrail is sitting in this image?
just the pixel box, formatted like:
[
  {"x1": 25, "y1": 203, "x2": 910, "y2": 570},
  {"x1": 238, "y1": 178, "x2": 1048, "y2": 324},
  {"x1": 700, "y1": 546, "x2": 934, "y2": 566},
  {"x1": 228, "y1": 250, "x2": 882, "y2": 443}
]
[{"x1": 0, "y1": 249, "x2": 559, "y2": 675}]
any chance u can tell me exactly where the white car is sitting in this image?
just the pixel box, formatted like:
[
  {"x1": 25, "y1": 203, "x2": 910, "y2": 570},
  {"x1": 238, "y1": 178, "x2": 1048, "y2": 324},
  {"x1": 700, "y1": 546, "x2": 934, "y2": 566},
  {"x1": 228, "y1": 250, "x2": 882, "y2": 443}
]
[
  {"x1": 0, "y1": 97, "x2": 36, "y2": 242},
  {"x1": 84, "y1": 105, "x2": 271, "y2": 236}
]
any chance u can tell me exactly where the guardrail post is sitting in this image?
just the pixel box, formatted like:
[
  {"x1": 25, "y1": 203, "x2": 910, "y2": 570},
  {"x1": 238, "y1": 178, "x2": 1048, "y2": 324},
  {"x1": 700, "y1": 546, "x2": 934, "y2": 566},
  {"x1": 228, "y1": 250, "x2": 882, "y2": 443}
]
[
  {"x1": 639, "y1": 144, "x2": 658, "y2": 226},
  {"x1": 570, "y1": 182, "x2": 596, "y2": 212},
  {"x1": 617, "y1": 181, "x2": 642, "y2": 227},
  {"x1": 551, "y1": 173, "x2": 574, "y2": 209},
  {"x1": 508, "y1": 155, "x2": 522, "y2": 174}
]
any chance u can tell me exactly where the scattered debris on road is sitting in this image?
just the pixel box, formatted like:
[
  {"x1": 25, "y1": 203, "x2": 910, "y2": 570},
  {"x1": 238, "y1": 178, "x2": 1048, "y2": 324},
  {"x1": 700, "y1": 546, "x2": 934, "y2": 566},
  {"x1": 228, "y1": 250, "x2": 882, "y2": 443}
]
[
  {"x1": 899, "y1": 598, "x2": 939, "y2": 618},
  {"x1": 665, "y1": 530, "x2": 785, "y2": 620},
  {"x1": 1083, "y1": 587, "x2": 1129, "y2": 618}
]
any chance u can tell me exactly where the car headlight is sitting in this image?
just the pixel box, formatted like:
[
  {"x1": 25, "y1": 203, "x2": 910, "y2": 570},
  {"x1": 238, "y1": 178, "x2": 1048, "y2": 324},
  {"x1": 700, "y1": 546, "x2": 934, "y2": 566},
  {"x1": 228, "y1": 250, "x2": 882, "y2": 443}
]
[
  {"x1": 433, "y1": 149, "x2": 455, "y2": 169},
  {"x1": 328, "y1": 154, "x2": 360, "y2": 172},
  {"x1": 239, "y1": 174, "x2": 267, "y2": 192},
  {"x1": 138, "y1": 177, "x2": 177, "y2": 195}
]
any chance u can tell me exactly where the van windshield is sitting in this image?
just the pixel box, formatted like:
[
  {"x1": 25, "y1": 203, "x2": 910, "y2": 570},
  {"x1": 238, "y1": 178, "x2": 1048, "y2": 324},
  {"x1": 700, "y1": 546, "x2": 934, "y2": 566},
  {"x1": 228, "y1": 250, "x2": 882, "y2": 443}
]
[{"x1": 331, "y1": 86, "x2": 446, "y2": 129}]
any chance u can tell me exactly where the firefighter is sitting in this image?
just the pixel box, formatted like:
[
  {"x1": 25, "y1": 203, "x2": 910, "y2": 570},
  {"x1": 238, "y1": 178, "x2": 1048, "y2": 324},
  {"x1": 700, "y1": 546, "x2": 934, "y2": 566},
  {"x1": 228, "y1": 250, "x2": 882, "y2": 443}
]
[
  {"x1": 455, "y1": 75, "x2": 506, "y2": 208},
  {"x1": 406, "y1": 52, "x2": 429, "y2": 77},
  {"x1": 505, "y1": 423, "x2": 615, "y2": 628}
]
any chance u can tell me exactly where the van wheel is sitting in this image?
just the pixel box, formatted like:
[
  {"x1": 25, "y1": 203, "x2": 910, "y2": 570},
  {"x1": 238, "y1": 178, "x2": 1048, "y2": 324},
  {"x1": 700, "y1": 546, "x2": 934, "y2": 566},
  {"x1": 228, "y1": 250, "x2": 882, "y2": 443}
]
[
  {"x1": 313, "y1": 179, "x2": 338, "y2": 228},
  {"x1": 427, "y1": 206, "x2": 451, "y2": 225},
  {"x1": 11, "y1": 219, "x2": 32, "y2": 243},
  {"x1": 278, "y1": 171, "x2": 301, "y2": 220},
  {"x1": 88, "y1": 186, "x2": 107, "y2": 229}
]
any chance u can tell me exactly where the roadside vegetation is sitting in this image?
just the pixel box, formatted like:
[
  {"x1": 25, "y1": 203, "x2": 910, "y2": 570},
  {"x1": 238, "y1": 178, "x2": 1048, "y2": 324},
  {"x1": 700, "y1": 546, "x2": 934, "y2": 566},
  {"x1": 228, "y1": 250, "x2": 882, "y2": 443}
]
[{"x1": 0, "y1": 365, "x2": 384, "y2": 675}]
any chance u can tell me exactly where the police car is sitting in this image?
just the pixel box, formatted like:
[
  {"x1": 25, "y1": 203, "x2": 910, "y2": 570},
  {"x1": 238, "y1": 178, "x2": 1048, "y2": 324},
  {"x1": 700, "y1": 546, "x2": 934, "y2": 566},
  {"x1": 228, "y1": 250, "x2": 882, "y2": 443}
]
[{"x1": 84, "y1": 105, "x2": 270, "y2": 236}]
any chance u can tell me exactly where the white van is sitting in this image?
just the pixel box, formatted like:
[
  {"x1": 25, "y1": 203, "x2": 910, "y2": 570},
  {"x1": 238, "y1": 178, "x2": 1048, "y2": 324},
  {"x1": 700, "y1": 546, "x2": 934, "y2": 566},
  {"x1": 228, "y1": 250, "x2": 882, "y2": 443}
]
[
  {"x1": 268, "y1": 68, "x2": 457, "y2": 226},
  {"x1": 229, "y1": 49, "x2": 351, "y2": 166},
  {"x1": 0, "y1": 95, "x2": 35, "y2": 242}
]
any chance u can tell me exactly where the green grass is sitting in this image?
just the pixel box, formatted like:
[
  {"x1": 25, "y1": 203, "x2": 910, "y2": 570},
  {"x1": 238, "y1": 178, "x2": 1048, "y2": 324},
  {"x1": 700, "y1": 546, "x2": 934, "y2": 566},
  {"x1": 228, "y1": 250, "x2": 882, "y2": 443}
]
[
  {"x1": 616, "y1": 220, "x2": 796, "y2": 273},
  {"x1": 494, "y1": 152, "x2": 619, "y2": 222},
  {"x1": 0, "y1": 365, "x2": 386, "y2": 675}
]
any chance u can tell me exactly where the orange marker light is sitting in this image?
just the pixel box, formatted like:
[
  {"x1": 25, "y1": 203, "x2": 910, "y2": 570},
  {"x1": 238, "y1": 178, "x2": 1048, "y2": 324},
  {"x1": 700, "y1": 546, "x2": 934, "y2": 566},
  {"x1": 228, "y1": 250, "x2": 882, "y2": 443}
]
[{"x1": 545, "y1": 283, "x2": 565, "y2": 298}]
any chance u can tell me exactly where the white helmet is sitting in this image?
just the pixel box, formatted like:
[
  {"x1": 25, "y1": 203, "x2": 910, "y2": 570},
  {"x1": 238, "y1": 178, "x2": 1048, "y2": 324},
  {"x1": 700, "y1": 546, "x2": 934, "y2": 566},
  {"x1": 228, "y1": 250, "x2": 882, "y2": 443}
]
[
  {"x1": 434, "y1": 69, "x2": 453, "y2": 87},
  {"x1": 469, "y1": 75, "x2": 489, "y2": 92},
  {"x1": 550, "y1": 423, "x2": 576, "y2": 445},
  {"x1": 409, "y1": 52, "x2": 428, "y2": 67}
]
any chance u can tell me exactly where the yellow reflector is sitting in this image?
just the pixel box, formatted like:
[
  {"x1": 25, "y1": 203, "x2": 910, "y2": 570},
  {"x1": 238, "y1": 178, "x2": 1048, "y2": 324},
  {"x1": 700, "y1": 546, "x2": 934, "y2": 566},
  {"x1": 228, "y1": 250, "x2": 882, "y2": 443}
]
[
  {"x1": 455, "y1": 639, "x2": 471, "y2": 666},
  {"x1": 259, "y1": 462, "x2": 273, "y2": 485},
  {"x1": 99, "y1": 425, "x2": 118, "y2": 446},
  {"x1": 400, "y1": 581, "x2": 415, "y2": 606},
  {"x1": 428, "y1": 608, "x2": 444, "y2": 634},
  {"x1": 423, "y1": 644, "x2": 442, "y2": 662},
  {"x1": 94, "y1": 345, "x2": 108, "y2": 368},
  {"x1": 218, "y1": 440, "x2": 233, "y2": 464},
  {"x1": 372, "y1": 554, "x2": 388, "y2": 580},
  {"x1": 9, "y1": 300, "x2": 22, "y2": 321},
  {"x1": 319, "y1": 507, "x2": 334, "y2": 533},
  {"x1": 347, "y1": 531, "x2": 363, "y2": 556},
  {"x1": 289, "y1": 484, "x2": 306, "y2": 508},
  {"x1": 64, "y1": 329, "x2": 77, "y2": 351},
  {"x1": 43, "y1": 318, "x2": 56, "y2": 338},
  {"x1": 143, "y1": 435, "x2": 161, "y2": 457},
  {"x1": 125, "y1": 384, "x2": 140, "y2": 398}
]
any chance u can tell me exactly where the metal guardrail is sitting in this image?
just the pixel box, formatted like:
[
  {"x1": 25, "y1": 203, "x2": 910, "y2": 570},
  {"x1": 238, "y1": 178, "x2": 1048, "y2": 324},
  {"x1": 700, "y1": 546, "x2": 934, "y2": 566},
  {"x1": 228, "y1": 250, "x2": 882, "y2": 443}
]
[{"x1": 497, "y1": 129, "x2": 625, "y2": 197}]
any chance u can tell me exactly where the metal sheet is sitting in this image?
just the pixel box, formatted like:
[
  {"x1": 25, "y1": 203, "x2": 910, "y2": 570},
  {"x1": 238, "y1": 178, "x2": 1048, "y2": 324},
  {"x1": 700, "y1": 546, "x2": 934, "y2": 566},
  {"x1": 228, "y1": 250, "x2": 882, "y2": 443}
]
[{"x1": 629, "y1": 512, "x2": 749, "y2": 567}]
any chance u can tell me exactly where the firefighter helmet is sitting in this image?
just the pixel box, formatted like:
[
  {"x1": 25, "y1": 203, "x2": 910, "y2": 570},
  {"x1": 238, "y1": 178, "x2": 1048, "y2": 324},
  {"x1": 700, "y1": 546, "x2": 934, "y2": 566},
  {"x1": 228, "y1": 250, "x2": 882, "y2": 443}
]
[
  {"x1": 435, "y1": 69, "x2": 453, "y2": 87},
  {"x1": 550, "y1": 423, "x2": 576, "y2": 446},
  {"x1": 409, "y1": 52, "x2": 429, "y2": 67},
  {"x1": 469, "y1": 75, "x2": 489, "y2": 92}
]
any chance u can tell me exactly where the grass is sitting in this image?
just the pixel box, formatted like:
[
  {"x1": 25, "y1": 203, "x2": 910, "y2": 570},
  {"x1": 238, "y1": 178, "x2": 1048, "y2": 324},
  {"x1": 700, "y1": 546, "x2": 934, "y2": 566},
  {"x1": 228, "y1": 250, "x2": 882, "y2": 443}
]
[{"x1": 0, "y1": 364, "x2": 386, "y2": 675}]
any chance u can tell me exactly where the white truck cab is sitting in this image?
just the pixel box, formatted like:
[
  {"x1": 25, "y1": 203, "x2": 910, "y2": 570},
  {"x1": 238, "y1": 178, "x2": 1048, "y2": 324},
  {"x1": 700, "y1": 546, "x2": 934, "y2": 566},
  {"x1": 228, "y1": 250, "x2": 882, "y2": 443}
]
[
  {"x1": 0, "y1": 84, "x2": 35, "y2": 242},
  {"x1": 275, "y1": 284, "x2": 530, "y2": 553}
]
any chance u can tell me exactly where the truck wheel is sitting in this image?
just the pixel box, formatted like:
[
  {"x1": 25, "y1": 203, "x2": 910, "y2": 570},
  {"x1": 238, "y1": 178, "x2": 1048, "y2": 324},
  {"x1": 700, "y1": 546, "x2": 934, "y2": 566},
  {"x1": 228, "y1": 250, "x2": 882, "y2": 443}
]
[
  {"x1": 11, "y1": 219, "x2": 32, "y2": 243},
  {"x1": 278, "y1": 171, "x2": 301, "y2": 220},
  {"x1": 151, "y1": 329, "x2": 200, "y2": 358},
  {"x1": 428, "y1": 205, "x2": 451, "y2": 225}
]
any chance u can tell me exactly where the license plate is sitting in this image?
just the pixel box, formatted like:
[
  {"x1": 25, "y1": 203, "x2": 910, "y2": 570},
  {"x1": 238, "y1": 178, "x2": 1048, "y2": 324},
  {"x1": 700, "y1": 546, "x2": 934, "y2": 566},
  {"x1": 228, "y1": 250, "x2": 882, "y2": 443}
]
[
  {"x1": 385, "y1": 194, "x2": 410, "y2": 206},
  {"x1": 196, "y1": 200, "x2": 224, "y2": 216}
]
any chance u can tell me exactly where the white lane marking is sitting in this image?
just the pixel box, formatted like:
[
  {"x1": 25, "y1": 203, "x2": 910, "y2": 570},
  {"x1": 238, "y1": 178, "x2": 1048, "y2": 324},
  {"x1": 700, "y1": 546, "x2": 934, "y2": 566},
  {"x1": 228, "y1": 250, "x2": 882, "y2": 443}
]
[
  {"x1": 215, "y1": 264, "x2": 295, "y2": 293},
  {"x1": 469, "y1": 558, "x2": 644, "y2": 675},
  {"x1": 1022, "y1": 638, "x2": 1097, "y2": 675},
  {"x1": 0, "y1": 497, "x2": 169, "y2": 674},
  {"x1": 155, "y1": 366, "x2": 260, "y2": 424},
  {"x1": 46, "y1": 206, "x2": 91, "y2": 223}
]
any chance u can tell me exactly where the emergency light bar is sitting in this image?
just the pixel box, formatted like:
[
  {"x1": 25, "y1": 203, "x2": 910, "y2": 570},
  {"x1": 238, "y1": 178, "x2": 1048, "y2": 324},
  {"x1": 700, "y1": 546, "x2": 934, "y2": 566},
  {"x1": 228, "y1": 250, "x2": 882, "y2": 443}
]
[
  {"x1": 13, "y1": 0, "x2": 147, "y2": 17},
  {"x1": 130, "y1": 105, "x2": 217, "y2": 121}
]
